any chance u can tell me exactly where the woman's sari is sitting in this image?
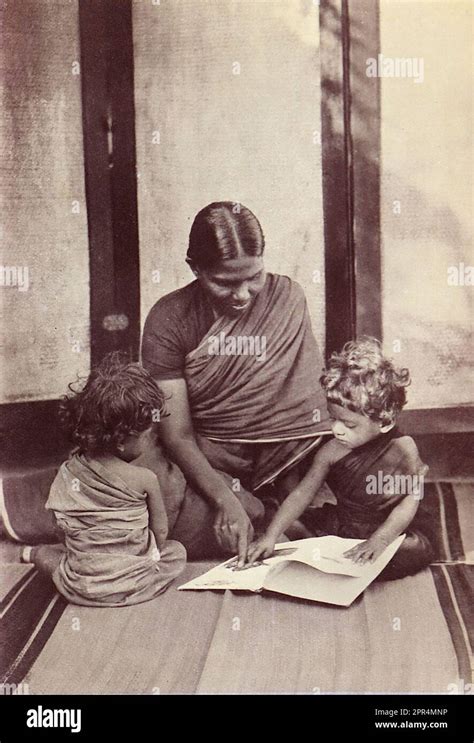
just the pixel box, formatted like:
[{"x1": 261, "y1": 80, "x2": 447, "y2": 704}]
[
  {"x1": 184, "y1": 273, "x2": 330, "y2": 489},
  {"x1": 139, "y1": 273, "x2": 330, "y2": 557}
]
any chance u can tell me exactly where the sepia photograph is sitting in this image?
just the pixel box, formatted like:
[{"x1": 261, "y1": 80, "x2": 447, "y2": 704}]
[{"x1": 0, "y1": 0, "x2": 472, "y2": 732}]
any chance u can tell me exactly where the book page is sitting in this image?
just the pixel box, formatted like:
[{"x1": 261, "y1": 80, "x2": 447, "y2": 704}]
[
  {"x1": 178, "y1": 545, "x2": 310, "y2": 592},
  {"x1": 263, "y1": 535, "x2": 406, "y2": 606},
  {"x1": 273, "y1": 535, "x2": 405, "y2": 578},
  {"x1": 178, "y1": 555, "x2": 271, "y2": 592},
  {"x1": 178, "y1": 536, "x2": 405, "y2": 595}
]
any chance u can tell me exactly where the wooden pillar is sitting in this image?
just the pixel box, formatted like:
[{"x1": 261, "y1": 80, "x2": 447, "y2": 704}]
[
  {"x1": 79, "y1": 0, "x2": 140, "y2": 365},
  {"x1": 320, "y1": 0, "x2": 381, "y2": 357}
]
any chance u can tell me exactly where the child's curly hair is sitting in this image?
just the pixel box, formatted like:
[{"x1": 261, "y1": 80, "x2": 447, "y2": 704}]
[
  {"x1": 59, "y1": 352, "x2": 168, "y2": 456},
  {"x1": 320, "y1": 338, "x2": 411, "y2": 426}
]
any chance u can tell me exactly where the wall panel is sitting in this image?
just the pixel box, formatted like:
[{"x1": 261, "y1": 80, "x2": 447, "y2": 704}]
[
  {"x1": 133, "y1": 0, "x2": 326, "y2": 350},
  {"x1": 1, "y1": 0, "x2": 90, "y2": 403}
]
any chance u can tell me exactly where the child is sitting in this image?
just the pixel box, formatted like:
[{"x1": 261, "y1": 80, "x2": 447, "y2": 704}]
[
  {"x1": 246, "y1": 338, "x2": 434, "y2": 580},
  {"x1": 22, "y1": 353, "x2": 186, "y2": 606}
]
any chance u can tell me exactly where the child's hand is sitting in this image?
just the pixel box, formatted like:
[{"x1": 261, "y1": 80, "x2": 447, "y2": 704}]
[
  {"x1": 343, "y1": 535, "x2": 389, "y2": 564},
  {"x1": 153, "y1": 524, "x2": 169, "y2": 551},
  {"x1": 246, "y1": 534, "x2": 276, "y2": 566}
]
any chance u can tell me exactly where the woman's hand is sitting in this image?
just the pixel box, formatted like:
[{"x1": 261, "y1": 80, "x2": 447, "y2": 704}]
[
  {"x1": 158, "y1": 379, "x2": 256, "y2": 562},
  {"x1": 343, "y1": 535, "x2": 390, "y2": 564},
  {"x1": 245, "y1": 533, "x2": 276, "y2": 566},
  {"x1": 214, "y1": 495, "x2": 254, "y2": 566}
]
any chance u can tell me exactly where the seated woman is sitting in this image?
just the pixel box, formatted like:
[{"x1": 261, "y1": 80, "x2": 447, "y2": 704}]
[{"x1": 140, "y1": 201, "x2": 330, "y2": 563}]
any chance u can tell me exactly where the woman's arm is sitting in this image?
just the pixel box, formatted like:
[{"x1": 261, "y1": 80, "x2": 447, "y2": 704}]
[{"x1": 158, "y1": 378, "x2": 253, "y2": 562}]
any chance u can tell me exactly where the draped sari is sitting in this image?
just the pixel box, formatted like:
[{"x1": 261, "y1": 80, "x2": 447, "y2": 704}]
[
  {"x1": 139, "y1": 273, "x2": 330, "y2": 557},
  {"x1": 184, "y1": 273, "x2": 330, "y2": 489}
]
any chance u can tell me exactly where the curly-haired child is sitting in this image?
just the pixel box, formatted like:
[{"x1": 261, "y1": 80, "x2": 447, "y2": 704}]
[
  {"x1": 246, "y1": 338, "x2": 434, "y2": 580},
  {"x1": 21, "y1": 353, "x2": 186, "y2": 606}
]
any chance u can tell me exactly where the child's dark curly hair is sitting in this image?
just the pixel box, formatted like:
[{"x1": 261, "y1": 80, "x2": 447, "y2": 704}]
[
  {"x1": 320, "y1": 338, "x2": 411, "y2": 426},
  {"x1": 59, "y1": 352, "x2": 168, "y2": 456}
]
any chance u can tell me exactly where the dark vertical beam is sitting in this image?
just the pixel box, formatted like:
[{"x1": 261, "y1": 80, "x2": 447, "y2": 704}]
[
  {"x1": 320, "y1": 0, "x2": 356, "y2": 359},
  {"x1": 79, "y1": 0, "x2": 140, "y2": 365},
  {"x1": 348, "y1": 0, "x2": 382, "y2": 339}
]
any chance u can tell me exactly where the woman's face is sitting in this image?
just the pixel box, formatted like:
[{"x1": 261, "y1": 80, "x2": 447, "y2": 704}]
[{"x1": 193, "y1": 255, "x2": 266, "y2": 317}]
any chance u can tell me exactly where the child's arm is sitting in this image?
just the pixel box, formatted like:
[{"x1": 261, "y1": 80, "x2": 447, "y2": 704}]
[
  {"x1": 344, "y1": 495, "x2": 419, "y2": 564},
  {"x1": 246, "y1": 439, "x2": 340, "y2": 565},
  {"x1": 142, "y1": 470, "x2": 169, "y2": 550}
]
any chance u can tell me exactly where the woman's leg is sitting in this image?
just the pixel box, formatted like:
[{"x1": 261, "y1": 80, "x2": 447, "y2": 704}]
[{"x1": 171, "y1": 474, "x2": 263, "y2": 560}]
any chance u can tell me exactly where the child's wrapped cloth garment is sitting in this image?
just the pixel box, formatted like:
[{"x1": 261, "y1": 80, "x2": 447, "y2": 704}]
[
  {"x1": 301, "y1": 429, "x2": 435, "y2": 580},
  {"x1": 46, "y1": 454, "x2": 186, "y2": 606}
]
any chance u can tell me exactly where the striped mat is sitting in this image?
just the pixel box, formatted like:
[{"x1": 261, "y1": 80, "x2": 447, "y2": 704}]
[
  {"x1": 0, "y1": 566, "x2": 67, "y2": 688},
  {"x1": 0, "y1": 482, "x2": 472, "y2": 693},
  {"x1": 430, "y1": 564, "x2": 473, "y2": 686},
  {"x1": 426, "y1": 482, "x2": 474, "y2": 563},
  {"x1": 0, "y1": 564, "x2": 472, "y2": 693}
]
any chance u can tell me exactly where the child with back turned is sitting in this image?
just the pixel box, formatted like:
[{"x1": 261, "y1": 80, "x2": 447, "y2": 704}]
[
  {"x1": 22, "y1": 353, "x2": 186, "y2": 606},
  {"x1": 247, "y1": 339, "x2": 434, "y2": 580}
]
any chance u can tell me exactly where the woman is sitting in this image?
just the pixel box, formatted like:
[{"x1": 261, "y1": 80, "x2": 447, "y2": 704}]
[{"x1": 140, "y1": 202, "x2": 330, "y2": 563}]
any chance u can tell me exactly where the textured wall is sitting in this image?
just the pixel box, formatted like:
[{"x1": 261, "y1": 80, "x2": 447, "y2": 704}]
[
  {"x1": 1, "y1": 0, "x2": 90, "y2": 403},
  {"x1": 379, "y1": 0, "x2": 473, "y2": 408},
  {"x1": 133, "y1": 0, "x2": 326, "y2": 352}
]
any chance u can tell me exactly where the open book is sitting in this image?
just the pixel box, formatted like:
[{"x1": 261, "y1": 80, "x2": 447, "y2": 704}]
[{"x1": 178, "y1": 534, "x2": 405, "y2": 607}]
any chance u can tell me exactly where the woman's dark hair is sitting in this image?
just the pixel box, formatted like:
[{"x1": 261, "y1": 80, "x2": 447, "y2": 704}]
[
  {"x1": 59, "y1": 352, "x2": 167, "y2": 456},
  {"x1": 186, "y1": 201, "x2": 265, "y2": 269}
]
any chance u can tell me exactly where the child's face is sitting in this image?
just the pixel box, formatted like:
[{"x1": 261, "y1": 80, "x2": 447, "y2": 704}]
[{"x1": 327, "y1": 402, "x2": 387, "y2": 449}]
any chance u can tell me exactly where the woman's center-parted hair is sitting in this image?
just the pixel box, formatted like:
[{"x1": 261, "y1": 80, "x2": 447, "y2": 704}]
[
  {"x1": 59, "y1": 352, "x2": 167, "y2": 456},
  {"x1": 186, "y1": 201, "x2": 265, "y2": 269},
  {"x1": 320, "y1": 338, "x2": 411, "y2": 426}
]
